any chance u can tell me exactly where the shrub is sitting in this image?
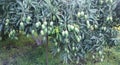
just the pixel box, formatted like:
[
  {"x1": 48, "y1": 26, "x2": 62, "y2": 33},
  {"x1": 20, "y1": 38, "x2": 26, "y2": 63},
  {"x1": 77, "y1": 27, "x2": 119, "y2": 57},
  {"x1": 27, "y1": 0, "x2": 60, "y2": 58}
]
[{"x1": 0, "y1": 0, "x2": 120, "y2": 64}]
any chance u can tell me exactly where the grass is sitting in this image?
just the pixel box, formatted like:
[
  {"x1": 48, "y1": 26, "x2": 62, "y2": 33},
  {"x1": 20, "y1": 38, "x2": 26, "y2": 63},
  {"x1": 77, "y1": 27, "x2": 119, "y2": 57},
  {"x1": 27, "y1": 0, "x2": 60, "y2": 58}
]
[{"x1": 0, "y1": 35, "x2": 120, "y2": 65}]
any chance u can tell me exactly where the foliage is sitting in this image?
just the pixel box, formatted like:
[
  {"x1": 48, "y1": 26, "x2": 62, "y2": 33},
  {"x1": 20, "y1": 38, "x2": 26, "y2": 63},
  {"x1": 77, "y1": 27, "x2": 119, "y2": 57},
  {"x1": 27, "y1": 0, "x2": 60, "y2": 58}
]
[{"x1": 0, "y1": 0, "x2": 120, "y2": 65}]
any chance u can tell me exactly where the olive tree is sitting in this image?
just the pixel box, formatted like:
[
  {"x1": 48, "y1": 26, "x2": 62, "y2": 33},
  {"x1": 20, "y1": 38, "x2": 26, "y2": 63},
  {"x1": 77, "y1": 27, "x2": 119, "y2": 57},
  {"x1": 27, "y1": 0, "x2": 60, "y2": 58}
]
[{"x1": 0, "y1": 0, "x2": 120, "y2": 65}]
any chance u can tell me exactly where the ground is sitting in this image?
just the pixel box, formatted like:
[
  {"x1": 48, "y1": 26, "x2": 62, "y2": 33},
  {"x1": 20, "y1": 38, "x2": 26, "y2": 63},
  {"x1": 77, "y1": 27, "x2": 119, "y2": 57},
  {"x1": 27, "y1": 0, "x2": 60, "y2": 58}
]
[{"x1": 0, "y1": 35, "x2": 120, "y2": 65}]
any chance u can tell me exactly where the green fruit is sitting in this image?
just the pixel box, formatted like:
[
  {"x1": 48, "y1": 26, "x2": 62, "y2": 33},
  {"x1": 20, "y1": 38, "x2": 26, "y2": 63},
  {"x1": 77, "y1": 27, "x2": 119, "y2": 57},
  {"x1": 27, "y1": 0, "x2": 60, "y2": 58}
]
[
  {"x1": 5, "y1": 23, "x2": 8, "y2": 26},
  {"x1": 77, "y1": 36, "x2": 81, "y2": 42},
  {"x1": 94, "y1": 25, "x2": 98, "y2": 29},
  {"x1": 57, "y1": 48, "x2": 60, "y2": 52},
  {"x1": 92, "y1": 55, "x2": 95, "y2": 59},
  {"x1": 67, "y1": 24, "x2": 71, "y2": 31},
  {"x1": 107, "y1": 16, "x2": 112, "y2": 21},
  {"x1": 31, "y1": 30, "x2": 35, "y2": 34},
  {"x1": 105, "y1": 0, "x2": 108, "y2": 2},
  {"x1": 102, "y1": 27, "x2": 106, "y2": 31},
  {"x1": 90, "y1": 26, "x2": 94, "y2": 30},
  {"x1": 41, "y1": 30, "x2": 44, "y2": 35},
  {"x1": 44, "y1": 28, "x2": 47, "y2": 33},
  {"x1": 36, "y1": 22, "x2": 41, "y2": 28},
  {"x1": 68, "y1": 24, "x2": 74, "y2": 31},
  {"x1": 22, "y1": 17, "x2": 25, "y2": 21},
  {"x1": 65, "y1": 48, "x2": 69, "y2": 53},
  {"x1": 110, "y1": 0, "x2": 113, "y2": 3},
  {"x1": 62, "y1": 31, "x2": 65, "y2": 36},
  {"x1": 55, "y1": 42, "x2": 58, "y2": 46},
  {"x1": 76, "y1": 60, "x2": 79, "y2": 64},
  {"x1": 106, "y1": 16, "x2": 109, "y2": 21},
  {"x1": 53, "y1": 15, "x2": 56, "y2": 21},
  {"x1": 101, "y1": 59, "x2": 103, "y2": 62},
  {"x1": 75, "y1": 27, "x2": 79, "y2": 33},
  {"x1": 72, "y1": 46, "x2": 75, "y2": 51},
  {"x1": 26, "y1": 34, "x2": 30, "y2": 38},
  {"x1": 100, "y1": 0, "x2": 103, "y2": 4},
  {"x1": 49, "y1": 27, "x2": 52, "y2": 31},
  {"x1": 43, "y1": 21, "x2": 47, "y2": 25},
  {"x1": 9, "y1": 30, "x2": 15, "y2": 37},
  {"x1": 67, "y1": 49, "x2": 69, "y2": 53},
  {"x1": 76, "y1": 47, "x2": 78, "y2": 51},
  {"x1": 6, "y1": 19, "x2": 9, "y2": 23},
  {"x1": 42, "y1": 24, "x2": 46, "y2": 29},
  {"x1": 109, "y1": 16, "x2": 113, "y2": 21},
  {"x1": 87, "y1": 20, "x2": 90, "y2": 28},
  {"x1": 81, "y1": 11, "x2": 84, "y2": 16},
  {"x1": 27, "y1": 16, "x2": 31, "y2": 21},
  {"x1": 64, "y1": 30, "x2": 68, "y2": 37},
  {"x1": 20, "y1": 22, "x2": 24, "y2": 26},
  {"x1": 74, "y1": 53, "x2": 77, "y2": 56},
  {"x1": 84, "y1": 15, "x2": 88, "y2": 19},
  {"x1": 99, "y1": 51, "x2": 102, "y2": 55},
  {"x1": 50, "y1": 21, "x2": 53, "y2": 26},
  {"x1": 102, "y1": 55, "x2": 104, "y2": 59},
  {"x1": 12, "y1": 30, "x2": 15, "y2": 33},
  {"x1": 70, "y1": 25, "x2": 74, "y2": 30},
  {"x1": 77, "y1": 12, "x2": 81, "y2": 18},
  {"x1": 65, "y1": 38, "x2": 69, "y2": 43}
]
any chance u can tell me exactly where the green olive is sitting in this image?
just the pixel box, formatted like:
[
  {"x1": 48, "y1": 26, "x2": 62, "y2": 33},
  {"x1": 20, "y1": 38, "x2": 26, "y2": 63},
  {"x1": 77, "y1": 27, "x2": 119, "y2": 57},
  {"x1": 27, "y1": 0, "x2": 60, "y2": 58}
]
[
  {"x1": 50, "y1": 21, "x2": 53, "y2": 26},
  {"x1": 99, "y1": 51, "x2": 102, "y2": 55},
  {"x1": 84, "y1": 15, "x2": 88, "y2": 19},
  {"x1": 90, "y1": 26, "x2": 94, "y2": 30},
  {"x1": 6, "y1": 19, "x2": 9, "y2": 23},
  {"x1": 81, "y1": 11, "x2": 84, "y2": 16},
  {"x1": 52, "y1": 15, "x2": 56, "y2": 21},
  {"x1": 87, "y1": 20, "x2": 90, "y2": 28},
  {"x1": 92, "y1": 55, "x2": 95, "y2": 59},
  {"x1": 20, "y1": 22, "x2": 24, "y2": 27},
  {"x1": 41, "y1": 30, "x2": 44, "y2": 35},
  {"x1": 12, "y1": 30, "x2": 15, "y2": 33},
  {"x1": 44, "y1": 28, "x2": 47, "y2": 33},
  {"x1": 102, "y1": 27, "x2": 106, "y2": 31},
  {"x1": 105, "y1": 0, "x2": 108, "y2": 3},
  {"x1": 5, "y1": 23, "x2": 8, "y2": 26},
  {"x1": 110, "y1": 0, "x2": 113, "y2": 3},
  {"x1": 77, "y1": 12, "x2": 81, "y2": 18},
  {"x1": 70, "y1": 25, "x2": 74, "y2": 30},
  {"x1": 75, "y1": 27, "x2": 79, "y2": 33},
  {"x1": 74, "y1": 53, "x2": 77, "y2": 56},
  {"x1": 43, "y1": 21, "x2": 47, "y2": 25},
  {"x1": 31, "y1": 30, "x2": 35, "y2": 34},
  {"x1": 65, "y1": 38, "x2": 69, "y2": 43},
  {"x1": 77, "y1": 36, "x2": 81, "y2": 42},
  {"x1": 109, "y1": 16, "x2": 113, "y2": 21},
  {"x1": 64, "y1": 30, "x2": 68, "y2": 37},
  {"x1": 100, "y1": 0, "x2": 103, "y2": 4},
  {"x1": 55, "y1": 42, "x2": 58, "y2": 46},
  {"x1": 27, "y1": 16, "x2": 31, "y2": 21},
  {"x1": 72, "y1": 46, "x2": 75, "y2": 51},
  {"x1": 94, "y1": 25, "x2": 98, "y2": 29},
  {"x1": 67, "y1": 24, "x2": 71, "y2": 31},
  {"x1": 106, "y1": 16, "x2": 109, "y2": 21},
  {"x1": 62, "y1": 31, "x2": 65, "y2": 36},
  {"x1": 26, "y1": 34, "x2": 30, "y2": 38},
  {"x1": 42, "y1": 24, "x2": 46, "y2": 29},
  {"x1": 57, "y1": 48, "x2": 60, "y2": 52},
  {"x1": 36, "y1": 22, "x2": 41, "y2": 28},
  {"x1": 65, "y1": 48, "x2": 69, "y2": 53}
]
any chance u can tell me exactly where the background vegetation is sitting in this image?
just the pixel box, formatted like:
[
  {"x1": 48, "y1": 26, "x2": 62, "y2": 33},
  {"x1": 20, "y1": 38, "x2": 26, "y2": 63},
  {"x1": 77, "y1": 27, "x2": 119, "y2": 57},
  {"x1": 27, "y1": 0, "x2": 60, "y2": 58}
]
[{"x1": 0, "y1": 0, "x2": 120, "y2": 65}]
